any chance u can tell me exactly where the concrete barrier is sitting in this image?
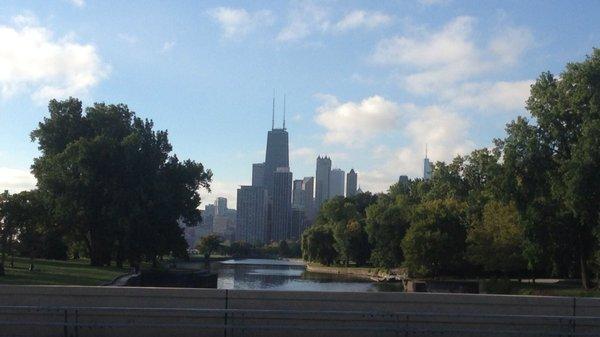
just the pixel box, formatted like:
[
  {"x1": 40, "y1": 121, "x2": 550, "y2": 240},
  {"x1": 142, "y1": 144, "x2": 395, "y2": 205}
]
[{"x1": 0, "y1": 285, "x2": 598, "y2": 337}]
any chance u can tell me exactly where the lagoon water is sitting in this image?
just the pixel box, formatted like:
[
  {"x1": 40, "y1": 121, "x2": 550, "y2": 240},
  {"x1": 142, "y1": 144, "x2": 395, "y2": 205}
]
[{"x1": 216, "y1": 259, "x2": 403, "y2": 292}]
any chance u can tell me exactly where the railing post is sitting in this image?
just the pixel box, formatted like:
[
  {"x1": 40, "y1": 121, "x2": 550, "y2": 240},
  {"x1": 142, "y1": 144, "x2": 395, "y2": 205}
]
[
  {"x1": 75, "y1": 309, "x2": 79, "y2": 337},
  {"x1": 63, "y1": 309, "x2": 68, "y2": 337}
]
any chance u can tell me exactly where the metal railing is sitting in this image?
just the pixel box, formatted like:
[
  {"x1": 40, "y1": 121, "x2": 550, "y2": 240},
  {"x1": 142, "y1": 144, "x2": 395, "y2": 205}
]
[{"x1": 1, "y1": 305, "x2": 600, "y2": 337}]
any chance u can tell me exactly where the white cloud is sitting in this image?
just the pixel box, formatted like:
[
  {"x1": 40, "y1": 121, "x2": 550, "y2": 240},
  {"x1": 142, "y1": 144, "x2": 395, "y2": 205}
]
[
  {"x1": 444, "y1": 80, "x2": 533, "y2": 112},
  {"x1": 208, "y1": 7, "x2": 274, "y2": 39},
  {"x1": 0, "y1": 167, "x2": 37, "y2": 193},
  {"x1": 372, "y1": 16, "x2": 481, "y2": 94},
  {"x1": 278, "y1": 4, "x2": 391, "y2": 41},
  {"x1": 0, "y1": 15, "x2": 108, "y2": 103},
  {"x1": 290, "y1": 146, "x2": 316, "y2": 163},
  {"x1": 277, "y1": 2, "x2": 329, "y2": 42},
  {"x1": 489, "y1": 27, "x2": 533, "y2": 65},
  {"x1": 358, "y1": 104, "x2": 474, "y2": 193},
  {"x1": 161, "y1": 40, "x2": 175, "y2": 52},
  {"x1": 371, "y1": 16, "x2": 533, "y2": 113},
  {"x1": 68, "y1": 0, "x2": 85, "y2": 7},
  {"x1": 315, "y1": 94, "x2": 400, "y2": 146},
  {"x1": 418, "y1": 0, "x2": 450, "y2": 5},
  {"x1": 334, "y1": 10, "x2": 392, "y2": 32},
  {"x1": 200, "y1": 180, "x2": 240, "y2": 210},
  {"x1": 117, "y1": 33, "x2": 138, "y2": 44}
]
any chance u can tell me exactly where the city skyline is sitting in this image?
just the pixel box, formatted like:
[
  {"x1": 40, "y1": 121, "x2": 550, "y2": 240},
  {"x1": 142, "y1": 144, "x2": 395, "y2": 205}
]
[{"x1": 1, "y1": 1, "x2": 599, "y2": 208}]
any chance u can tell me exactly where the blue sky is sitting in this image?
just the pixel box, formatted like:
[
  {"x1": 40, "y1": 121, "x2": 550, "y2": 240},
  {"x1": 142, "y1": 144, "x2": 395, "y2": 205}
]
[{"x1": 0, "y1": 0, "x2": 599, "y2": 208}]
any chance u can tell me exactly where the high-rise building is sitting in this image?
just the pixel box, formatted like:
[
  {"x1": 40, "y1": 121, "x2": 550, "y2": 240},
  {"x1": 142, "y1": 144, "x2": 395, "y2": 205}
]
[
  {"x1": 398, "y1": 175, "x2": 409, "y2": 186},
  {"x1": 263, "y1": 129, "x2": 289, "y2": 198},
  {"x1": 329, "y1": 168, "x2": 345, "y2": 197},
  {"x1": 215, "y1": 197, "x2": 227, "y2": 216},
  {"x1": 236, "y1": 186, "x2": 269, "y2": 244},
  {"x1": 292, "y1": 179, "x2": 305, "y2": 209},
  {"x1": 315, "y1": 156, "x2": 331, "y2": 209},
  {"x1": 291, "y1": 207, "x2": 305, "y2": 240},
  {"x1": 272, "y1": 167, "x2": 292, "y2": 241},
  {"x1": 252, "y1": 163, "x2": 265, "y2": 187},
  {"x1": 346, "y1": 169, "x2": 357, "y2": 197},
  {"x1": 302, "y1": 177, "x2": 315, "y2": 224},
  {"x1": 202, "y1": 204, "x2": 215, "y2": 231}
]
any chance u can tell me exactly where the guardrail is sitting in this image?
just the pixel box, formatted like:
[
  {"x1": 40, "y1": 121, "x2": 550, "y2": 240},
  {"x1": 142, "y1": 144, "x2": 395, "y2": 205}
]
[{"x1": 1, "y1": 305, "x2": 600, "y2": 337}]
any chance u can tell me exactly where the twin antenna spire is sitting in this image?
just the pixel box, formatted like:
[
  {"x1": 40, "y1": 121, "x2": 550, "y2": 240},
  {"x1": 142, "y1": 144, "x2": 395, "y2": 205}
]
[{"x1": 271, "y1": 92, "x2": 287, "y2": 131}]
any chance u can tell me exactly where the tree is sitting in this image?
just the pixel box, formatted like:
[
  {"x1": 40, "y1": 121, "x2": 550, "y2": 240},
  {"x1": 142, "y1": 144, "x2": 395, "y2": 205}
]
[
  {"x1": 402, "y1": 199, "x2": 468, "y2": 278},
  {"x1": 521, "y1": 49, "x2": 600, "y2": 288},
  {"x1": 197, "y1": 235, "x2": 223, "y2": 267},
  {"x1": 467, "y1": 201, "x2": 527, "y2": 276},
  {"x1": 301, "y1": 226, "x2": 336, "y2": 266},
  {"x1": 0, "y1": 191, "x2": 13, "y2": 276},
  {"x1": 30, "y1": 98, "x2": 211, "y2": 267},
  {"x1": 278, "y1": 240, "x2": 291, "y2": 258},
  {"x1": 365, "y1": 195, "x2": 412, "y2": 269}
]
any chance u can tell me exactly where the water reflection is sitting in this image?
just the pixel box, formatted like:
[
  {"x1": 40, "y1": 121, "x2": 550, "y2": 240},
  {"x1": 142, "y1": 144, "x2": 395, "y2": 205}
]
[{"x1": 217, "y1": 259, "x2": 403, "y2": 292}]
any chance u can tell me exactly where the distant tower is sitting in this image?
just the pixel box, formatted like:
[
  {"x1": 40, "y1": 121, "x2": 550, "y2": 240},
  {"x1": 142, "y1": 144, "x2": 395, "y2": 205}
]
[
  {"x1": 346, "y1": 169, "x2": 357, "y2": 197},
  {"x1": 315, "y1": 156, "x2": 332, "y2": 209},
  {"x1": 329, "y1": 168, "x2": 345, "y2": 197},
  {"x1": 302, "y1": 176, "x2": 315, "y2": 224},
  {"x1": 423, "y1": 144, "x2": 433, "y2": 180},
  {"x1": 214, "y1": 197, "x2": 227, "y2": 216},
  {"x1": 292, "y1": 179, "x2": 305, "y2": 209},
  {"x1": 398, "y1": 175, "x2": 409, "y2": 186}
]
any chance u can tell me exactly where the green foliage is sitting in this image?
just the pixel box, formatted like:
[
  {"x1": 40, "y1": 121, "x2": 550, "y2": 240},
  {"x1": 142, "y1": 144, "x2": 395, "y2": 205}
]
[
  {"x1": 467, "y1": 201, "x2": 526, "y2": 275},
  {"x1": 28, "y1": 98, "x2": 211, "y2": 268},
  {"x1": 197, "y1": 234, "x2": 222, "y2": 259},
  {"x1": 401, "y1": 199, "x2": 468, "y2": 278},
  {"x1": 301, "y1": 226, "x2": 336, "y2": 266},
  {"x1": 303, "y1": 194, "x2": 375, "y2": 266},
  {"x1": 365, "y1": 195, "x2": 411, "y2": 269}
]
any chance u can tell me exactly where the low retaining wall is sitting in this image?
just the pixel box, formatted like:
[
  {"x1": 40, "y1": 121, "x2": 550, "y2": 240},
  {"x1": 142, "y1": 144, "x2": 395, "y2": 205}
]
[{"x1": 0, "y1": 285, "x2": 599, "y2": 336}]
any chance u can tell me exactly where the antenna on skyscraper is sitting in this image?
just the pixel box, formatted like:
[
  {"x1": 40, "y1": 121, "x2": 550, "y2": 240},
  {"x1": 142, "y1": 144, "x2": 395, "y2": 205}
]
[
  {"x1": 283, "y1": 94, "x2": 286, "y2": 130},
  {"x1": 425, "y1": 143, "x2": 428, "y2": 159},
  {"x1": 272, "y1": 91, "x2": 275, "y2": 130}
]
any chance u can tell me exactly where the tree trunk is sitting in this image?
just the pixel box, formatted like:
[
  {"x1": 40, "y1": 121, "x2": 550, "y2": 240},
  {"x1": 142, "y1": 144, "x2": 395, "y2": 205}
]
[
  {"x1": 0, "y1": 250, "x2": 5, "y2": 275},
  {"x1": 581, "y1": 253, "x2": 590, "y2": 290}
]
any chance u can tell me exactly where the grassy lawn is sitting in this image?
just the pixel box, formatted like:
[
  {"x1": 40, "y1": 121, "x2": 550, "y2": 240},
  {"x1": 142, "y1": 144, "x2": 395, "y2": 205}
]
[{"x1": 0, "y1": 257, "x2": 129, "y2": 286}]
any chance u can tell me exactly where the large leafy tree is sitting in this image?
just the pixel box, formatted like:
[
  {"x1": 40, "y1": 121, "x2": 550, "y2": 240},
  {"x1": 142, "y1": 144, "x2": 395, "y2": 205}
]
[
  {"x1": 522, "y1": 49, "x2": 600, "y2": 288},
  {"x1": 467, "y1": 201, "x2": 526, "y2": 276},
  {"x1": 365, "y1": 195, "x2": 412, "y2": 269},
  {"x1": 31, "y1": 98, "x2": 211, "y2": 267},
  {"x1": 401, "y1": 198, "x2": 468, "y2": 278},
  {"x1": 301, "y1": 225, "x2": 337, "y2": 266}
]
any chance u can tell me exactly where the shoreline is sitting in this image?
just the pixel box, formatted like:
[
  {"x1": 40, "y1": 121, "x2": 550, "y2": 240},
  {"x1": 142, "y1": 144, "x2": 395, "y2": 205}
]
[{"x1": 305, "y1": 264, "x2": 379, "y2": 281}]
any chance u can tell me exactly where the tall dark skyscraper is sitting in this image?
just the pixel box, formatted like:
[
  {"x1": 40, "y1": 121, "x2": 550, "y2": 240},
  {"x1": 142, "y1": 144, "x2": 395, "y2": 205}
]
[
  {"x1": 252, "y1": 163, "x2": 265, "y2": 187},
  {"x1": 302, "y1": 176, "x2": 315, "y2": 224},
  {"x1": 292, "y1": 179, "x2": 306, "y2": 209},
  {"x1": 315, "y1": 156, "x2": 331, "y2": 209},
  {"x1": 263, "y1": 103, "x2": 289, "y2": 197},
  {"x1": 424, "y1": 145, "x2": 433, "y2": 181},
  {"x1": 272, "y1": 167, "x2": 292, "y2": 241},
  {"x1": 236, "y1": 186, "x2": 268, "y2": 244},
  {"x1": 330, "y1": 168, "x2": 345, "y2": 197},
  {"x1": 346, "y1": 169, "x2": 357, "y2": 197}
]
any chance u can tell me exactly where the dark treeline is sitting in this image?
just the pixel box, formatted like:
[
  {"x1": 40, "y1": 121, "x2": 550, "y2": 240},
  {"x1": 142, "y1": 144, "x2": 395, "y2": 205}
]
[
  {"x1": 0, "y1": 99, "x2": 211, "y2": 275},
  {"x1": 197, "y1": 234, "x2": 301, "y2": 261},
  {"x1": 302, "y1": 49, "x2": 600, "y2": 289}
]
